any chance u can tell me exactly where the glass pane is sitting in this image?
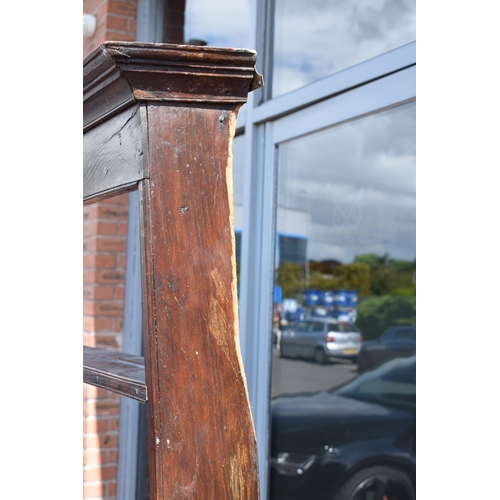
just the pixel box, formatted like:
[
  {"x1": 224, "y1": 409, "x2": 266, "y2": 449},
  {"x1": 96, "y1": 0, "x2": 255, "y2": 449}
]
[
  {"x1": 272, "y1": 0, "x2": 416, "y2": 97},
  {"x1": 232, "y1": 134, "x2": 246, "y2": 290},
  {"x1": 270, "y1": 102, "x2": 416, "y2": 500},
  {"x1": 185, "y1": 0, "x2": 250, "y2": 48}
]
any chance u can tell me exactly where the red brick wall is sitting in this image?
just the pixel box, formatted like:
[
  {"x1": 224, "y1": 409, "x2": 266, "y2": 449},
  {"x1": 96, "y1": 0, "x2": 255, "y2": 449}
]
[
  {"x1": 84, "y1": 0, "x2": 137, "y2": 57},
  {"x1": 83, "y1": 1, "x2": 137, "y2": 498},
  {"x1": 83, "y1": 194, "x2": 129, "y2": 500},
  {"x1": 162, "y1": 0, "x2": 186, "y2": 43}
]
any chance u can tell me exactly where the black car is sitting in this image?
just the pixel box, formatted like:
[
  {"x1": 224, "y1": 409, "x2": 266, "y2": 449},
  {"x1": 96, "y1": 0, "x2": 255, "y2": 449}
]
[
  {"x1": 270, "y1": 356, "x2": 416, "y2": 500},
  {"x1": 357, "y1": 325, "x2": 416, "y2": 373}
]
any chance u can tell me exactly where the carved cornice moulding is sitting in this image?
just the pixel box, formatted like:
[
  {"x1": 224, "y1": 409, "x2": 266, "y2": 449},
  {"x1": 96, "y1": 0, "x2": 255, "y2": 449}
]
[{"x1": 83, "y1": 42, "x2": 263, "y2": 132}]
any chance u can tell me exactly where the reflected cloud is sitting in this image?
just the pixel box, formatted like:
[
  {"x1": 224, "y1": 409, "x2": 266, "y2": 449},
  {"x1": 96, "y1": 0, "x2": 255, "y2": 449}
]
[
  {"x1": 185, "y1": 0, "x2": 250, "y2": 48},
  {"x1": 277, "y1": 102, "x2": 416, "y2": 262},
  {"x1": 273, "y1": 0, "x2": 416, "y2": 96}
]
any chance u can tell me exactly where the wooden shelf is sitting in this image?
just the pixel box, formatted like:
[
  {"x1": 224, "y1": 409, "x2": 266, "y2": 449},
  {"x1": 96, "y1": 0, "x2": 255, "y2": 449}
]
[{"x1": 83, "y1": 346, "x2": 147, "y2": 403}]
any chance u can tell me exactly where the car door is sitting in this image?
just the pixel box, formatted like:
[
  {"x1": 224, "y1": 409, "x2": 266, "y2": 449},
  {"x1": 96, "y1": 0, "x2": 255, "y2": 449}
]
[
  {"x1": 293, "y1": 321, "x2": 315, "y2": 358},
  {"x1": 384, "y1": 327, "x2": 416, "y2": 360},
  {"x1": 281, "y1": 321, "x2": 308, "y2": 356},
  {"x1": 306, "y1": 321, "x2": 326, "y2": 358}
]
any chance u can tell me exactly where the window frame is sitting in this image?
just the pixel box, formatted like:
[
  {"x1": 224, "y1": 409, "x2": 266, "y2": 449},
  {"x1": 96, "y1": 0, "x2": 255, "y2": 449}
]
[{"x1": 239, "y1": 3, "x2": 416, "y2": 496}]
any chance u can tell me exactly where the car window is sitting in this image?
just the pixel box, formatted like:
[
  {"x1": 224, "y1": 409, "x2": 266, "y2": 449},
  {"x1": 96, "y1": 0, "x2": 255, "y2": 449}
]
[
  {"x1": 382, "y1": 327, "x2": 415, "y2": 341},
  {"x1": 394, "y1": 329, "x2": 416, "y2": 341},
  {"x1": 381, "y1": 329, "x2": 396, "y2": 340},
  {"x1": 337, "y1": 323, "x2": 356, "y2": 333},
  {"x1": 336, "y1": 356, "x2": 416, "y2": 409},
  {"x1": 311, "y1": 322, "x2": 324, "y2": 332},
  {"x1": 296, "y1": 322, "x2": 310, "y2": 332}
]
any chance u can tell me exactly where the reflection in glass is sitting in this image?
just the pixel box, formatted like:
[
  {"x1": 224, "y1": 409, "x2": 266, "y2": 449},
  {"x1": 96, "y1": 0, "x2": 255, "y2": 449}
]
[
  {"x1": 272, "y1": 0, "x2": 416, "y2": 97},
  {"x1": 185, "y1": 0, "x2": 250, "y2": 48},
  {"x1": 232, "y1": 134, "x2": 245, "y2": 287},
  {"x1": 270, "y1": 102, "x2": 416, "y2": 500}
]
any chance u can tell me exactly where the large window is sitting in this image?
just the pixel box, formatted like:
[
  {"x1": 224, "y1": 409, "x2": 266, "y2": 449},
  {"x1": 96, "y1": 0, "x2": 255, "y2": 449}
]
[
  {"x1": 269, "y1": 102, "x2": 416, "y2": 499},
  {"x1": 233, "y1": 134, "x2": 246, "y2": 287}
]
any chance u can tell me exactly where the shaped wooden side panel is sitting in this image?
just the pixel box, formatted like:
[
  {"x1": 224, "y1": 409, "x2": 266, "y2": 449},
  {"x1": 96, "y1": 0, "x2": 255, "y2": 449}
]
[{"x1": 139, "y1": 103, "x2": 260, "y2": 500}]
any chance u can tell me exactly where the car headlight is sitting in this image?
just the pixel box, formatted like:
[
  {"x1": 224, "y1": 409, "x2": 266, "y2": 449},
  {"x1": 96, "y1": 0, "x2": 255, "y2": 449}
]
[{"x1": 270, "y1": 452, "x2": 317, "y2": 476}]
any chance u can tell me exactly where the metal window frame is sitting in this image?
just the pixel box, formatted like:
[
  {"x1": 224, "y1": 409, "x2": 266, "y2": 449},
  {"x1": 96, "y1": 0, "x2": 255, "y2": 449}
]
[
  {"x1": 239, "y1": 75, "x2": 416, "y2": 500},
  {"x1": 272, "y1": 65, "x2": 416, "y2": 144},
  {"x1": 238, "y1": 5, "x2": 417, "y2": 500},
  {"x1": 237, "y1": 41, "x2": 415, "y2": 132},
  {"x1": 254, "y1": 42, "x2": 415, "y2": 124}
]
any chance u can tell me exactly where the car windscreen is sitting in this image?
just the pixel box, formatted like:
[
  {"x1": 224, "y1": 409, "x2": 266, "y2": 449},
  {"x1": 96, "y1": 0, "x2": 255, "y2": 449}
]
[
  {"x1": 394, "y1": 330, "x2": 416, "y2": 341},
  {"x1": 335, "y1": 356, "x2": 415, "y2": 409},
  {"x1": 383, "y1": 327, "x2": 416, "y2": 341}
]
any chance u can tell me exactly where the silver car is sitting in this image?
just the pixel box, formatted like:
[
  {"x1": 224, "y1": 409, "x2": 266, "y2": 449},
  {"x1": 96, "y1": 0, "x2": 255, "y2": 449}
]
[{"x1": 279, "y1": 318, "x2": 362, "y2": 365}]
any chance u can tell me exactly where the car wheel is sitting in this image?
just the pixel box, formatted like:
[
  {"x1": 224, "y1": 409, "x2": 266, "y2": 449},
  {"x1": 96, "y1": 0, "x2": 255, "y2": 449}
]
[
  {"x1": 314, "y1": 348, "x2": 326, "y2": 365},
  {"x1": 333, "y1": 466, "x2": 415, "y2": 500}
]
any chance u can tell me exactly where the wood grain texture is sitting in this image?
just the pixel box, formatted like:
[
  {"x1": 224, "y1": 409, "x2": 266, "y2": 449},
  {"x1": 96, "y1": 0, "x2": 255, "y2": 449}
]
[
  {"x1": 83, "y1": 346, "x2": 147, "y2": 403},
  {"x1": 139, "y1": 103, "x2": 260, "y2": 500},
  {"x1": 83, "y1": 105, "x2": 145, "y2": 204}
]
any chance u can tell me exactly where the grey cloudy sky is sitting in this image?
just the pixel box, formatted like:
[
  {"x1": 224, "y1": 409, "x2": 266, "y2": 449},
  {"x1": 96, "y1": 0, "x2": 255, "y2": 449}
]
[
  {"x1": 195, "y1": 1, "x2": 417, "y2": 264},
  {"x1": 273, "y1": 0, "x2": 416, "y2": 96},
  {"x1": 277, "y1": 102, "x2": 416, "y2": 263},
  {"x1": 185, "y1": 0, "x2": 250, "y2": 48},
  {"x1": 183, "y1": 0, "x2": 415, "y2": 97}
]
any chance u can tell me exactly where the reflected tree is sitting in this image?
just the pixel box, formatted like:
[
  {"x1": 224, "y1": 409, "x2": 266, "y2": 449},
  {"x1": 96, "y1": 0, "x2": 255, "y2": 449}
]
[
  {"x1": 276, "y1": 253, "x2": 416, "y2": 339},
  {"x1": 354, "y1": 253, "x2": 415, "y2": 296},
  {"x1": 356, "y1": 295, "x2": 416, "y2": 340}
]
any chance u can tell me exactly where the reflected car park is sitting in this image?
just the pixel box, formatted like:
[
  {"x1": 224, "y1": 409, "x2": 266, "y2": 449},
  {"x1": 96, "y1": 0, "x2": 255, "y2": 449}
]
[
  {"x1": 279, "y1": 319, "x2": 362, "y2": 365},
  {"x1": 271, "y1": 102, "x2": 416, "y2": 500},
  {"x1": 270, "y1": 356, "x2": 416, "y2": 500}
]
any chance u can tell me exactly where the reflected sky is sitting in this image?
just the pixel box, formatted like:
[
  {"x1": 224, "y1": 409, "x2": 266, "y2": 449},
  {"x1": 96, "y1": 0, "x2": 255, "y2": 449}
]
[
  {"x1": 273, "y1": 0, "x2": 416, "y2": 96},
  {"x1": 185, "y1": 0, "x2": 250, "y2": 48},
  {"x1": 232, "y1": 135, "x2": 245, "y2": 206},
  {"x1": 277, "y1": 102, "x2": 416, "y2": 263},
  {"x1": 182, "y1": 0, "x2": 415, "y2": 97}
]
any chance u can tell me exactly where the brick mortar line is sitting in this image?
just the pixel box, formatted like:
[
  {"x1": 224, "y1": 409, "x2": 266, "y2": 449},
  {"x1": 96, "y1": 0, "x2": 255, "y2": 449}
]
[
  {"x1": 84, "y1": 0, "x2": 107, "y2": 14},
  {"x1": 85, "y1": 235, "x2": 127, "y2": 239},
  {"x1": 107, "y1": 13, "x2": 136, "y2": 19}
]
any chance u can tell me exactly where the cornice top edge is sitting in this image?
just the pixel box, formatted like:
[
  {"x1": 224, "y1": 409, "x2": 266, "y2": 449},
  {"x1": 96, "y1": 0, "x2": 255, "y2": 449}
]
[
  {"x1": 83, "y1": 42, "x2": 263, "y2": 132},
  {"x1": 84, "y1": 41, "x2": 258, "y2": 70}
]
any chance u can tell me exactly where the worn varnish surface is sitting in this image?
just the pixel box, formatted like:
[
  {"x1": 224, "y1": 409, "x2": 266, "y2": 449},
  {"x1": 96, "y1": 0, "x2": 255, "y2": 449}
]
[{"x1": 139, "y1": 104, "x2": 260, "y2": 500}]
